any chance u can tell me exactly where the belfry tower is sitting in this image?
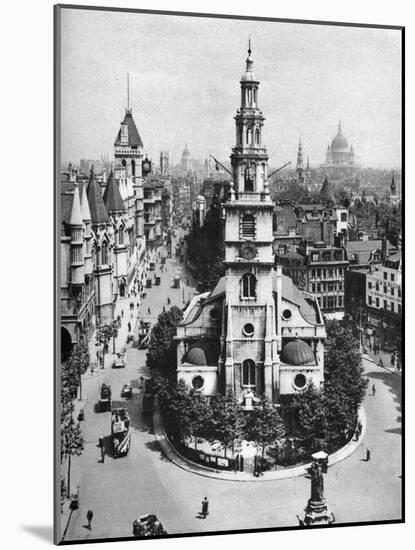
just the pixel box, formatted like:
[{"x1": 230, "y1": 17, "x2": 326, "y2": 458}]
[{"x1": 223, "y1": 43, "x2": 279, "y2": 402}]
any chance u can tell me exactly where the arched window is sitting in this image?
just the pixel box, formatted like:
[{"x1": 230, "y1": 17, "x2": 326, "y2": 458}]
[
  {"x1": 242, "y1": 213, "x2": 255, "y2": 238},
  {"x1": 131, "y1": 159, "x2": 136, "y2": 176},
  {"x1": 242, "y1": 273, "x2": 256, "y2": 298},
  {"x1": 246, "y1": 127, "x2": 252, "y2": 145},
  {"x1": 118, "y1": 226, "x2": 124, "y2": 245},
  {"x1": 255, "y1": 128, "x2": 260, "y2": 145},
  {"x1": 101, "y1": 241, "x2": 108, "y2": 265},
  {"x1": 242, "y1": 359, "x2": 256, "y2": 386},
  {"x1": 253, "y1": 88, "x2": 257, "y2": 103},
  {"x1": 239, "y1": 128, "x2": 243, "y2": 145}
]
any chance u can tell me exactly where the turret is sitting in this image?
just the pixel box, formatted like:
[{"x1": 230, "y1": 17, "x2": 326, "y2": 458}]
[{"x1": 69, "y1": 184, "x2": 85, "y2": 285}]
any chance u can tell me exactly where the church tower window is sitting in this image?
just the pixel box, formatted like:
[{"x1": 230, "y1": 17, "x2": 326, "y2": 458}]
[
  {"x1": 242, "y1": 359, "x2": 256, "y2": 386},
  {"x1": 101, "y1": 241, "x2": 108, "y2": 265},
  {"x1": 118, "y1": 226, "x2": 124, "y2": 245},
  {"x1": 242, "y1": 273, "x2": 256, "y2": 298},
  {"x1": 255, "y1": 128, "x2": 260, "y2": 145},
  {"x1": 241, "y1": 213, "x2": 255, "y2": 238}
]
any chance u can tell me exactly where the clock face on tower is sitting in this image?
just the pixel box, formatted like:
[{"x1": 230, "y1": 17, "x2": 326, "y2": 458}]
[{"x1": 240, "y1": 241, "x2": 258, "y2": 260}]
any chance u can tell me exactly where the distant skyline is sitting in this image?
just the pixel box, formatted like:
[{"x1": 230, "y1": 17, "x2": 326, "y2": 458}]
[{"x1": 60, "y1": 9, "x2": 402, "y2": 170}]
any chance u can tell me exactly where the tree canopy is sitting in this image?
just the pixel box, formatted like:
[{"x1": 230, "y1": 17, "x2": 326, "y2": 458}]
[{"x1": 146, "y1": 306, "x2": 183, "y2": 381}]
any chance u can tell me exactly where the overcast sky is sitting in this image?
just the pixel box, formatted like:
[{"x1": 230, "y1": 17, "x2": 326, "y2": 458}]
[{"x1": 60, "y1": 8, "x2": 402, "y2": 169}]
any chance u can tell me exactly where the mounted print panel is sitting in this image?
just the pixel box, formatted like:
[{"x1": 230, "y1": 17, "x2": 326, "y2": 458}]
[{"x1": 55, "y1": 5, "x2": 404, "y2": 545}]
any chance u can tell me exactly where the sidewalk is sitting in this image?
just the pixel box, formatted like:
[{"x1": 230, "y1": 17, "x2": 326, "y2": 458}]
[{"x1": 152, "y1": 399, "x2": 367, "y2": 482}]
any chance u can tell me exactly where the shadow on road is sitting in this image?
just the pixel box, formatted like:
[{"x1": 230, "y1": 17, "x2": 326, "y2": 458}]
[
  {"x1": 144, "y1": 440, "x2": 170, "y2": 463},
  {"x1": 366, "y1": 368, "x2": 401, "y2": 432}
]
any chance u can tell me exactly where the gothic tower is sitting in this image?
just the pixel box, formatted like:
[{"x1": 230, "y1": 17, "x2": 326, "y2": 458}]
[{"x1": 223, "y1": 43, "x2": 278, "y2": 402}]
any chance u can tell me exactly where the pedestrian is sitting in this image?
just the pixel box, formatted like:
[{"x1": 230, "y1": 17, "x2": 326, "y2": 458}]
[
  {"x1": 128, "y1": 321, "x2": 131, "y2": 332},
  {"x1": 372, "y1": 383, "x2": 376, "y2": 396},
  {"x1": 86, "y1": 509, "x2": 93, "y2": 530},
  {"x1": 121, "y1": 309, "x2": 124, "y2": 318},
  {"x1": 148, "y1": 306, "x2": 151, "y2": 315},
  {"x1": 379, "y1": 358, "x2": 383, "y2": 368},
  {"x1": 98, "y1": 435, "x2": 103, "y2": 448},
  {"x1": 167, "y1": 297, "x2": 171, "y2": 305},
  {"x1": 201, "y1": 497, "x2": 209, "y2": 518},
  {"x1": 391, "y1": 353, "x2": 395, "y2": 366},
  {"x1": 234, "y1": 454, "x2": 239, "y2": 474},
  {"x1": 366, "y1": 448, "x2": 371, "y2": 462},
  {"x1": 137, "y1": 302, "x2": 139, "y2": 310}
]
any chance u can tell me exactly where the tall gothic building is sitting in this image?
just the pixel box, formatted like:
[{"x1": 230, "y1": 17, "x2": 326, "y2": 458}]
[{"x1": 176, "y1": 46, "x2": 326, "y2": 404}]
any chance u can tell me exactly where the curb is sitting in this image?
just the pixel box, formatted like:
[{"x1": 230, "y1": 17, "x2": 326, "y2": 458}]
[
  {"x1": 153, "y1": 400, "x2": 366, "y2": 482},
  {"x1": 362, "y1": 355, "x2": 401, "y2": 377}
]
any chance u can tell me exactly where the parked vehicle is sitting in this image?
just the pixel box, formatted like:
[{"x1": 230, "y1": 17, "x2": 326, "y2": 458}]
[
  {"x1": 111, "y1": 407, "x2": 130, "y2": 458},
  {"x1": 121, "y1": 384, "x2": 133, "y2": 399},
  {"x1": 133, "y1": 514, "x2": 167, "y2": 537},
  {"x1": 99, "y1": 383, "x2": 112, "y2": 412},
  {"x1": 113, "y1": 352, "x2": 126, "y2": 368}
]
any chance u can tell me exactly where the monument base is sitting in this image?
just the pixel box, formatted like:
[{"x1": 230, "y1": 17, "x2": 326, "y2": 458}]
[{"x1": 299, "y1": 498, "x2": 335, "y2": 527}]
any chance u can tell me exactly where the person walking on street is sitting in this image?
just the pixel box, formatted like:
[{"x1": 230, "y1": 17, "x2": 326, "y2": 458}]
[
  {"x1": 147, "y1": 306, "x2": 151, "y2": 315},
  {"x1": 379, "y1": 358, "x2": 383, "y2": 369},
  {"x1": 121, "y1": 309, "x2": 124, "y2": 318},
  {"x1": 86, "y1": 509, "x2": 93, "y2": 530},
  {"x1": 128, "y1": 321, "x2": 131, "y2": 332},
  {"x1": 201, "y1": 497, "x2": 209, "y2": 518},
  {"x1": 366, "y1": 448, "x2": 371, "y2": 462},
  {"x1": 372, "y1": 384, "x2": 376, "y2": 396}
]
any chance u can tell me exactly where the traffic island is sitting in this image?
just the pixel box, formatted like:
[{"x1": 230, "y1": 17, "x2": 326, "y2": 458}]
[{"x1": 152, "y1": 399, "x2": 367, "y2": 482}]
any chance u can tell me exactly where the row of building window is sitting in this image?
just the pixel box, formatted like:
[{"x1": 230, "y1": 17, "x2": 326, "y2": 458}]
[
  {"x1": 368, "y1": 296, "x2": 402, "y2": 314},
  {"x1": 311, "y1": 251, "x2": 344, "y2": 263},
  {"x1": 368, "y1": 281, "x2": 401, "y2": 297},
  {"x1": 317, "y1": 295, "x2": 343, "y2": 309},
  {"x1": 383, "y1": 271, "x2": 396, "y2": 282},
  {"x1": 310, "y1": 268, "x2": 344, "y2": 279},
  {"x1": 311, "y1": 282, "x2": 343, "y2": 293}
]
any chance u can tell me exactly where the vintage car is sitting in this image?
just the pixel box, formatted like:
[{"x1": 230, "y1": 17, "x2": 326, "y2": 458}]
[
  {"x1": 121, "y1": 384, "x2": 133, "y2": 399},
  {"x1": 113, "y1": 353, "x2": 126, "y2": 368},
  {"x1": 133, "y1": 514, "x2": 167, "y2": 537}
]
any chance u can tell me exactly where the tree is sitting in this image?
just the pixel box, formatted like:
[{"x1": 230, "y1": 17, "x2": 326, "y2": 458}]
[
  {"x1": 146, "y1": 306, "x2": 182, "y2": 381},
  {"x1": 65, "y1": 344, "x2": 90, "y2": 400},
  {"x1": 207, "y1": 393, "x2": 243, "y2": 457},
  {"x1": 324, "y1": 320, "x2": 367, "y2": 415},
  {"x1": 291, "y1": 383, "x2": 327, "y2": 447},
  {"x1": 289, "y1": 321, "x2": 368, "y2": 453},
  {"x1": 99, "y1": 320, "x2": 119, "y2": 358},
  {"x1": 61, "y1": 416, "x2": 84, "y2": 497},
  {"x1": 243, "y1": 395, "x2": 286, "y2": 461}
]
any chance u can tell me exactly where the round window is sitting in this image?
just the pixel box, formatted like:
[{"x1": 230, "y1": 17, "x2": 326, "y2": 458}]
[
  {"x1": 282, "y1": 309, "x2": 292, "y2": 320},
  {"x1": 243, "y1": 323, "x2": 255, "y2": 337},
  {"x1": 294, "y1": 373, "x2": 307, "y2": 389},
  {"x1": 192, "y1": 376, "x2": 204, "y2": 390}
]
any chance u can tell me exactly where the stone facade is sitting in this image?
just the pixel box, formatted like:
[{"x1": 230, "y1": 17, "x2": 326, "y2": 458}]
[{"x1": 176, "y1": 46, "x2": 326, "y2": 404}]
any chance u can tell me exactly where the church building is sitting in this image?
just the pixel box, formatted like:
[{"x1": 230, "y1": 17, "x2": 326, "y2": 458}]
[{"x1": 176, "y1": 45, "x2": 326, "y2": 405}]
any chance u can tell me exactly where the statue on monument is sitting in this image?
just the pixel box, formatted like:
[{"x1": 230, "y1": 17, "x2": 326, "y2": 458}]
[{"x1": 310, "y1": 461, "x2": 324, "y2": 502}]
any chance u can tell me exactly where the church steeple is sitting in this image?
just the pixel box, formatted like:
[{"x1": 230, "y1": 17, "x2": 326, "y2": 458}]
[
  {"x1": 231, "y1": 42, "x2": 268, "y2": 196},
  {"x1": 296, "y1": 137, "x2": 305, "y2": 183}
]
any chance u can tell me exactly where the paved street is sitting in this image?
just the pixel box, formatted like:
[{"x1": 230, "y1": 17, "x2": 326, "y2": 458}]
[{"x1": 62, "y1": 246, "x2": 402, "y2": 542}]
